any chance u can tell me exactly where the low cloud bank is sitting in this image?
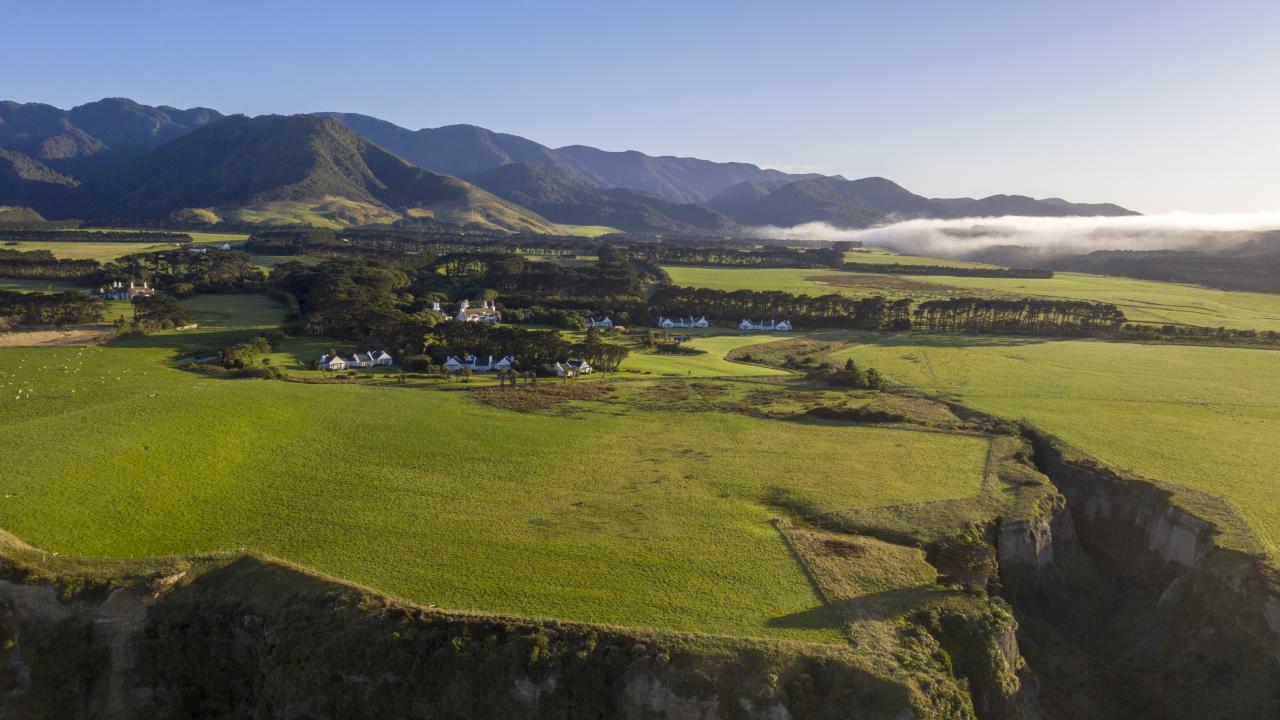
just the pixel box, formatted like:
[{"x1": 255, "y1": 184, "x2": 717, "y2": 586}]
[{"x1": 747, "y1": 212, "x2": 1280, "y2": 259}]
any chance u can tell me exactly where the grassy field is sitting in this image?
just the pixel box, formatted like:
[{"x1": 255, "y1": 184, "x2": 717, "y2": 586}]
[
  {"x1": 2, "y1": 229, "x2": 249, "y2": 262},
  {"x1": 621, "y1": 335, "x2": 793, "y2": 377},
  {"x1": 555, "y1": 224, "x2": 621, "y2": 238},
  {"x1": 179, "y1": 294, "x2": 286, "y2": 329},
  {"x1": 1, "y1": 240, "x2": 180, "y2": 261},
  {"x1": 831, "y1": 336, "x2": 1280, "y2": 558},
  {"x1": 75, "y1": 228, "x2": 250, "y2": 246},
  {"x1": 0, "y1": 322, "x2": 988, "y2": 641},
  {"x1": 917, "y1": 272, "x2": 1280, "y2": 331},
  {"x1": 842, "y1": 250, "x2": 997, "y2": 268},
  {"x1": 663, "y1": 266, "x2": 1280, "y2": 332}
]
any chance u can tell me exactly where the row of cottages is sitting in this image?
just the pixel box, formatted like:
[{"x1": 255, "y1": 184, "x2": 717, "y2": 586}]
[
  {"x1": 586, "y1": 316, "x2": 613, "y2": 328},
  {"x1": 739, "y1": 319, "x2": 793, "y2": 331},
  {"x1": 431, "y1": 299, "x2": 501, "y2": 324},
  {"x1": 657, "y1": 316, "x2": 709, "y2": 329},
  {"x1": 554, "y1": 358, "x2": 592, "y2": 377},
  {"x1": 95, "y1": 280, "x2": 154, "y2": 301},
  {"x1": 187, "y1": 243, "x2": 234, "y2": 254},
  {"x1": 319, "y1": 350, "x2": 394, "y2": 371},
  {"x1": 443, "y1": 354, "x2": 515, "y2": 373}
]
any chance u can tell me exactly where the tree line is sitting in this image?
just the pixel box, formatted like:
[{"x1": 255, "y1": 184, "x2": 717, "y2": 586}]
[
  {"x1": 0, "y1": 248, "x2": 99, "y2": 280},
  {"x1": 0, "y1": 230, "x2": 192, "y2": 243},
  {"x1": 651, "y1": 286, "x2": 914, "y2": 330},
  {"x1": 910, "y1": 298, "x2": 1125, "y2": 336},
  {"x1": 624, "y1": 245, "x2": 846, "y2": 269},
  {"x1": 840, "y1": 262, "x2": 1053, "y2": 279},
  {"x1": 0, "y1": 290, "x2": 108, "y2": 327},
  {"x1": 651, "y1": 285, "x2": 1127, "y2": 337},
  {"x1": 93, "y1": 250, "x2": 265, "y2": 295},
  {"x1": 418, "y1": 323, "x2": 628, "y2": 374}
]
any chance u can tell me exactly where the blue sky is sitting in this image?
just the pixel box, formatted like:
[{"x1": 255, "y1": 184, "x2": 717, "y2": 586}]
[{"x1": 5, "y1": 0, "x2": 1276, "y2": 212}]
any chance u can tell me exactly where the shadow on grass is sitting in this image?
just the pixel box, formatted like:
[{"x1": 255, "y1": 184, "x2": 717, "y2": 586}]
[
  {"x1": 765, "y1": 604, "x2": 843, "y2": 631},
  {"x1": 833, "y1": 585, "x2": 950, "y2": 624}
]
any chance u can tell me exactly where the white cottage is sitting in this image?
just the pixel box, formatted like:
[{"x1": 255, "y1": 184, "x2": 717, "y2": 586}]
[
  {"x1": 444, "y1": 354, "x2": 515, "y2": 373},
  {"x1": 657, "y1": 316, "x2": 709, "y2": 329},
  {"x1": 586, "y1": 316, "x2": 613, "y2": 328},
  {"x1": 555, "y1": 358, "x2": 593, "y2": 377},
  {"x1": 739, "y1": 319, "x2": 792, "y2": 331},
  {"x1": 319, "y1": 354, "x2": 348, "y2": 371}
]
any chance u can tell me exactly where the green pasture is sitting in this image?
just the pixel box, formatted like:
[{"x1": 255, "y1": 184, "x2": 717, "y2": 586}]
[
  {"x1": 663, "y1": 266, "x2": 892, "y2": 296},
  {"x1": 832, "y1": 336, "x2": 1280, "y2": 558},
  {"x1": 0, "y1": 328, "x2": 988, "y2": 641},
  {"x1": 1, "y1": 240, "x2": 179, "y2": 261},
  {"x1": 74, "y1": 228, "x2": 250, "y2": 246},
  {"x1": 621, "y1": 334, "x2": 793, "y2": 377},
  {"x1": 179, "y1": 294, "x2": 286, "y2": 330},
  {"x1": 663, "y1": 265, "x2": 1280, "y2": 332},
  {"x1": 842, "y1": 250, "x2": 997, "y2": 268}
]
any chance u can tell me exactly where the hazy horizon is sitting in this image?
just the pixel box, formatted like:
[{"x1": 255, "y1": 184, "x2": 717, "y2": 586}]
[{"x1": 5, "y1": 0, "x2": 1277, "y2": 214}]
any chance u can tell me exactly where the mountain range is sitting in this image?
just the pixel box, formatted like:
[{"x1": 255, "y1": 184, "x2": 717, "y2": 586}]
[{"x1": 0, "y1": 98, "x2": 1139, "y2": 233}]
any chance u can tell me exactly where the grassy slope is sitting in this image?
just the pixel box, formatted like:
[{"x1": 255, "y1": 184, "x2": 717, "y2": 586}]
[
  {"x1": 622, "y1": 335, "x2": 793, "y2": 377},
  {"x1": 225, "y1": 197, "x2": 402, "y2": 229},
  {"x1": 832, "y1": 336, "x2": 1280, "y2": 558},
  {"x1": 555, "y1": 224, "x2": 621, "y2": 238},
  {"x1": 663, "y1": 265, "x2": 1280, "y2": 332},
  {"x1": 0, "y1": 303, "x2": 987, "y2": 641}
]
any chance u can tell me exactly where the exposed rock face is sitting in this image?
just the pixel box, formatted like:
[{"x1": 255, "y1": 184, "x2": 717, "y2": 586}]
[
  {"x1": 0, "y1": 555, "x2": 922, "y2": 720},
  {"x1": 999, "y1": 430, "x2": 1280, "y2": 718},
  {"x1": 997, "y1": 495, "x2": 1076, "y2": 572}
]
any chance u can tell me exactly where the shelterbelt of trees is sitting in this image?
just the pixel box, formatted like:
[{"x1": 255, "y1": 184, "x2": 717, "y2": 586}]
[
  {"x1": 0, "y1": 230, "x2": 192, "y2": 243},
  {"x1": 93, "y1": 250, "x2": 264, "y2": 295},
  {"x1": 244, "y1": 228, "x2": 594, "y2": 260},
  {"x1": 650, "y1": 286, "x2": 1129, "y2": 337},
  {"x1": 0, "y1": 248, "x2": 99, "y2": 279},
  {"x1": 624, "y1": 245, "x2": 847, "y2": 269},
  {"x1": 0, "y1": 289, "x2": 108, "y2": 326},
  {"x1": 840, "y1": 262, "x2": 1053, "y2": 279},
  {"x1": 0, "y1": 246, "x2": 264, "y2": 292}
]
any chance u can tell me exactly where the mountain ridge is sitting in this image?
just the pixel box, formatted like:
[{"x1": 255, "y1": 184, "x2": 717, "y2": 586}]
[
  {"x1": 63, "y1": 114, "x2": 558, "y2": 232},
  {"x1": 0, "y1": 97, "x2": 1141, "y2": 231}
]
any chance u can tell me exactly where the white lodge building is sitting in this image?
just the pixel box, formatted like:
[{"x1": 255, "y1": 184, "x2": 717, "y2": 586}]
[
  {"x1": 96, "y1": 280, "x2": 154, "y2": 301},
  {"x1": 657, "y1": 316, "x2": 709, "y2": 329},
  {"x1": 319, "y1": 350, "x2": 394, "y2": 370},
  {"x1": 739, "y1": 319, "x2": 792, "y2": 331},
  {"x1": 455, "y1": 299, "x2": 500, "y2": 324},
  {"x1": 586, "y1": 316, "x2": 613, "y2": 328},
  {"x1": 443, "y1": 355, "x2": 515, "y2": 373}
]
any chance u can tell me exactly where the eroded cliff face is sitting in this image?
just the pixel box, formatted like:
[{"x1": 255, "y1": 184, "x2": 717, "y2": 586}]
[
  {"x1": 995, "y1": 431, "x2": 1280, "y2": 719},
  {"x1": 0, "y1": 554, "x2": 936, "y2": 720}
]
